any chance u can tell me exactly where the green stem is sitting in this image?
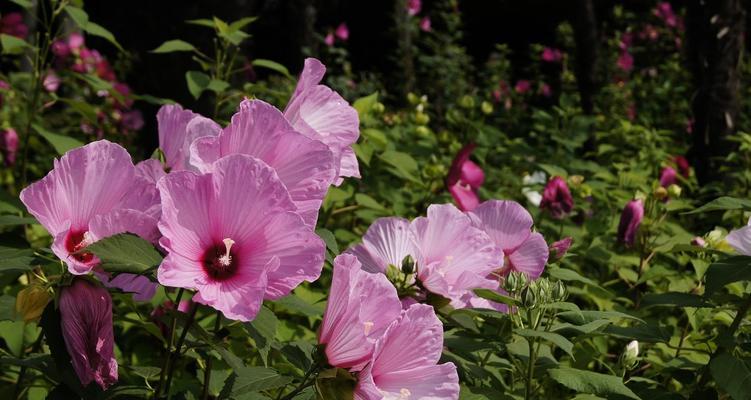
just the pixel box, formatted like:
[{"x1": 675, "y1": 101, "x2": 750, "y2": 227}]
[
  {"x1": 164, "y1": 301, "x2": 199, "y2": 399},
  {"x1": 202, "y1": 311, "x2": 222, "y2": 400},
  {"x1": 525, "y1": 310, "x2": 537, "y2": 400},
  {"x1": 154, "y1": 289, "x2": 184, "y2": 399},
  {"x1": 279, "y1": 362, "x2": 319, "y2": 400}
]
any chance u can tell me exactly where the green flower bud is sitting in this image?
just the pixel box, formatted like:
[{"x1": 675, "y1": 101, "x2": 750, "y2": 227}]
[
  {"x1": 401, "y1": 255, "x2": 415, "y2": 275},
  {"x1": 552, "y1": 280, "x2": 568, "y2": 302},
  {"x1": 407, "y1": 92, "x2": 419, "y2": 105},
  {"x1": 481, "y1": 101, "x2": 493, "y2": 115},
  {"x1": 521, "y1": 286, "x2": 537, "y2": 309},
  {"x1": 373, "y1": 102, "x2": 385, "y2": 113},
  {"x1": 667, "y1": 184, "x2": 682, "y2": 198},
  {"x1": 458, "y1": 95, "x2": 475, "y2": 109},
  {"x1": 414, "y1": 112, "x2": 430, "y2": 126},
  {"x1": 503, "y1": 273, "x2": 519, "y2": 293}
]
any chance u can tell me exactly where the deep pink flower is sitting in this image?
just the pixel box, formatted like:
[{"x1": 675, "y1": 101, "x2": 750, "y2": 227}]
[
  {"x1": 469, "y1": 200, "x2": 548, "y2": 279},
  {"x1": 156, "y1": 154, "x2": 325, "y2": 321},
  {"x1": 355, "y1": 304, "x2": 459, "y2": 400},
  {"x1": 319, "y1": 254, "x2": 401, "y2": 370},
  {"x1": 59, "y1": 279, "x2": 118, "y2": 390},
  {"x1": 20, "y1": 141, "x2": 161, "y2": 275},
  {"x1": 541, "y1": 47, "x2": 562, "y2": 62},
  {"x1": 674, "y1": 155, "x2": 690, "y2": 178},
  {"x1": 617, "y1": 51, "x2": 634, "y2": 72},
  {"x1": 617, "y1": 199, "x2": 644, "y2": 247},
  {"x1": 407, "y1": 0, "x2": 422, "y2": 16},
  {"x1": 659, "y1": 166, "x2": 678, "y2": 187},
  {"x1": 0, "y1": 12, "x2": 28, "y2": 38},
  {"x1": 550, "y1": 237, "x2": 573, "y2": 260},
  {"x1": 190, "y1": 99, "x2": 336, "y2": 227},
  {"x1": 335, "y1": 23, "x2": 349, "y2": 41},
  {"x1": 727, "y1": 218, "x2": 751, "y2": 256},
  {"x1": 284, "y1": 58, "x2": 360, "y2": 185},
  {"x1": 514, "y1": 80, "x2": 531, "y2": 94},
  {"x1": 691, "y1": 236, "x2": 706, "y2": 248},
  {"x1": 51, "y1": 39, "x2": 70, "y2": 57},
  {"x1": 540, "y1": 176, "x2": 574, "y2": 219},
  {"x1": 157, "y1": 104, "x2": 221, "y2": 171},
  {"x1": 619, "y1": 32, "x2": 633, "y2": 50},
  {"x1": 656, "y1": 2, "x2": 677, "y2": 27},
  {"x1": 324, "y1": 32, "x2": 335, "y2": 47},
  {"x1": 43, "y1": 71, "x2": 61, "y2": 92},
  {"x1": 446, "y1": 144, "x2": 484, "y2": 211},
  {"x1": 2, "y1": 128, "x2": 19, "y2": 166},
  {"x1": 419, "y1": 17, "x2": 432, "y2": 32}
]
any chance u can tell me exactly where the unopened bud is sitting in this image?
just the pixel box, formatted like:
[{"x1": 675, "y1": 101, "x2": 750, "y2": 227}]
[
  {"x1": 552, "y1": 280, "x2": 568, "y2": 302},
  {"x1": 401, "y1": 255, "x2": 415, "y2": 275},
  {"x1": 620, "y1": 340, "x2": 640, "y2": 370},
  {"x1": 458, "y1": 95, "x2": 475, "y2": 109},
  {"x1": 654, "y1": 186, "x2": 668, "y2": 201},
  {"x1": 407, "y1": 92, "x2": 419, "y2": 105},
  {"x1": 521, "y1": 286, "x2": 537, "y2": 309},
  {"x1": 414, "y1": 112, "x2": 430, "y2": 126},
  {"x1": 16, "y1": 285, "x2": 51, "y2": 322},
  {"x1": 503, "y1": 273, "x2": 519, "y2": 293},
  {"x1": 481, "y1": 101, "x2": 493, "y2": 115},
  {"x1": 667, "y1": 184, "x2": 682, "y2": 198},
  {"x1": 373, "y1": 102, "x2": 385, "y2": 113}
]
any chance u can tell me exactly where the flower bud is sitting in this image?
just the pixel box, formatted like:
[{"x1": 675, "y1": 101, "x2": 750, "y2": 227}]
[
  {"x1": 521, "y1": 285, "x2": 537, "y2": 309},
  {"x1": 653, "y1": 186, "x2": 668, "y2": 201},
  {"x1": 15, "y1": 285, "x2": 51, "y2": 322},
  {"x1": 503, "y1": 272, "x2": 519, "y2": 293},
  {"x1": 540, "y1": 176, "x2": 574, "y2": 219},
  {"x1": 414, "y1": 112, "x2": 430, "y2": 126},
  {"x1": 550, "y1": 237, "x2": 573, "y2": 260},
  {"x1": 691, "y1": 236, "x2": 706, "y2": 247},
  {"x1": 568, "y1": 175, "x2": 584, "y2": 187},
  {"x1": 620, "y1": 340, "x2": 639, "y2": 370},
  {"x1": 481, "y1": 101, "x2": 493, "y2": 115},
  {"x1": 551, "y1": 281, "x2": 568, "y2": 302},
  {"x1": 407, "y1": 92, "x2": 419, "y2": 105},
  {"x1": 458, "y1": 95, "x2": 475, "y2": 109},
  {"x1": 617, "y1": 199, "x2": 644, "y2": 247},
  {"x1": 401, "y1": 255, "x2": 415, "y2": 275},
  {"x1": 667, "y1": 184, "x2": 682, "y2": 198},
  {"x1": 373, "y1": 102, "x2": 385, "y2": 113}
]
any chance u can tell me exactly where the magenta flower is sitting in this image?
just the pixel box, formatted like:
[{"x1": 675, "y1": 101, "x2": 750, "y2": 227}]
[
  {"x1": 190, "y1": 99, "x2": 336, "y2": 227},
  {"x1": 59, "y1": 279, "x2": 118, "y2": 390},
  {"x1": 550, "y1": 237, "x2": 573, "y2": 260},
  {"x1": 355, "y1": 304, "x2": 459, "y2": 400},
  {"x1": 0, "y1": 12, "x2": 28, "y2": 38},
  {"x1": 541, "y1": 47, "x2": 562, "y2": 62},
  {"x1": 469, "y1": 200, "x2": 548, "y2": 280},
  {"x1": 2, "y1": 128, "x2": 19, "y2": 166},
  {"x1": 540, "y1": 176, "x2": 574, "y2": 219},
  {"x1": 617, "y1": 199, "x2": 644, "y2": 247},
  {"x1": 446, "y1": 144, "x2": 484, "y2": 211},
  {"x1": 68, "y1": 32, "x2": 85, "y2": 50},
  {"x1": 617, "y1": 51, "x2": 634, "y2": 72},
  {"x1": 407, "y1": 0, "x2": 422, "y2": 16},
  {"x1": 335, "y1": 23, "x2": 349, "y2": 41},
  {"x1": 514, "y1": 80, "x2": 531, "y2": 94},
  {"x1": 156, "y1": 154, "x2": 325, "y2": 321},
  {"x1": 284, "y1": 58, "x2": 360, "y2": 185},
  {"x1": 659, "y1": 166, "x2": 678, "y2": 187},
  {"x1": 419, "y1": 16, "x2": 432, "y2": 32},
  {"x1": 20, "y1": 141, "x2": 161, "y2": 275},
  {"x1": 412, "y1": 204, "x2": 501, "y2": 307},
  {"x1": 324, "y1": 32, "x2": 335, "y2": 47},
  {"x1": 121, "y1": 110, "x2": 145, "y2": 131},
  {"x1": 319, "y1": 254, "x2": 401, "y2": 370},
  {"x1": 52, "y1": 39, "x2": 70, "y2": 57},
  {"x1": 655, "y1": 2, "x2": 677, "y2": 27},
  {"x1": 727, "y1": 218, "x2": 751, "y2": 256},
  {"x1": 157, "y1": 104, "x2": 221, "y2": 171}
]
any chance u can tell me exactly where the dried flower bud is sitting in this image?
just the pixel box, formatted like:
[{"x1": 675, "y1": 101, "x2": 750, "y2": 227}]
[{"x1": 16, "y1": 285, "x2": 51, "y2": 322}]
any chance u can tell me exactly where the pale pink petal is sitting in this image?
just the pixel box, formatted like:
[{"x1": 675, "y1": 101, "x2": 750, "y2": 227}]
[
  {"x1": 157, "y1": 104, "x2": 219, "y2": 171},
  {"x1": 336, "y1": 146, "x2": 361, "y2": 185},
  {"x1": 507, "y1": 232, "x2": 548, "y2": 279},
  {"x1": 290, "y1": 58, "x2": 326, "y2": 99},
  {"x1": 157, "y1": 251, "x2": 205, "y2": 288},
  {"x1": 727, "y1": 219, "x2": 751, "y2": 256},
  {"x1": 347, "y1": 217, "x2": 417, "y2": 274},
  {"x1": 469, "y1": 200, "x2": 533, "y2": 252},
  {"x1": 135, "y1": 159, "x2": 166, "y2": 183},
  {"x1": 371, "y1": 304, "x2": 444, "y2": 374},
  {"x1": 354, "y1": 364, "x2": 382, "y2": 400},
  {"x1": 373, "y1": 364, "x2": 459, "y2": 400}
]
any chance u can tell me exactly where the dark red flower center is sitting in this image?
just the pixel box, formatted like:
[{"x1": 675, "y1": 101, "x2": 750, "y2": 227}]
[
  {"x1": 64, "y1": 230, "x2": 94, "y2": 263},
  {"x1": 201, "y1": 238, "x2": 238, "y2": 281}
]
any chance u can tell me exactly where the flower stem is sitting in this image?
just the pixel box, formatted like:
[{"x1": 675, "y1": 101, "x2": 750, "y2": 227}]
[
  {"x1": 525, "y1": 309, "x2": 536, "y2": 400},
  {"x1": 154, "y1": 289, "x2": 184, "y2": 399},
  {"x1": 202, "y1": 311, "x2": 222, "y2": 400},
  {"x1": 279, "y1": 360, "x2": 321, "y2": 400},
  {"x1": 164, "y1": 300, "x2": 199, "y2": 400}
]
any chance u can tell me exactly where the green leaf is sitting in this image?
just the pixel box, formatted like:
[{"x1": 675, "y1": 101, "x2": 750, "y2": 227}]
[
  {"x1": 548, "y1": 267, "x2": 600, "y2": 287},
  {"x1": 185, "y1": 70, "x2": 211, "y2": 99},
  {"x1": 314, "y1": 368, "x2": 356, "y2": 400},
  {"x1": 0, "y1": 246, "x2": 36, "y2": 273},
  {"x1": 1, "y1": 33, "x2": 30, "y2": 54},
  {"x1": 220, "y1": 367, "x2": 292, "y2": 398},
  {"x1": 275, "y1": 294, "x2": 323, "y2": 317},
  {"x1": 684, "y1": 196, "x2": 751, "y2": 214},
  {"x1": 548, "y1": 368, "x2": 640, "y2": 399},
  {"x1": 251, "y1": 59, "x2": 291, "y2": 78},
  {"x1": 705, "y1": 256, "x2": 751, "y2": 295},
  {"x1": 516, "y1": 329, "x2": 574, "y2": 358},
  {"x1": 84, "y1": 233, "x2": 163, "y2": 274},
  {"x1": 33, "y1": 124, "x2": 85, "y2": 155},
  {"x1": 186, "y1": 18, "x2": 216, "y2": 28},
  {"x1": 355, "y1": 193, "x2": 386, "y2": 211},
  {"x1": 0, "y1": 215, "x2": 36, "y2": 226},
  {"x1": 473, "y1": 289, "x2": 521, "y2": 307},
  {"x1": 244, "y1": 306, "x2": 278, "y2": 366},
  {"x1": 207, "y1": 79, "x2": 230, "y2": 93},
  {"x1": 151, "y1": 39, "x2": 196, "y2": 53},
  {"x1": 379, "y1": 151, "x2": 421, "y2": 184},
  {"x1": 353, "y1": 92, "x2": 379, "y2": 119},
  {"x1": 640, "y1": 292, "x2": 711, "y2": 308},
  {"x1": 229, "y1": 17, "x2": 258, "y2": 31},
  {"x1": 8, "y1": 0, "x2": 33, "y2": 8},
  {"x1": 710, "y1": 352, "x2": 751, "y2": 400},
  {"x1": 0, "y1": 295, "x2": 16, "y2": 321},
  {"x1": 64, "y1": 6, "x2": 123, "y2": 51},
  {"x1": 315, "y1": 228, "x2": 339, "y2": 255},
  {"x1": 557, "y1": 310, "x2": 643, "y2": 325}
]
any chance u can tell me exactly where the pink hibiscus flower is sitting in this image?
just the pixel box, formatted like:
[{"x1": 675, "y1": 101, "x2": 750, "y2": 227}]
[
  {"x1": 446, "y1": 144, "x2": 484, "y2": 211},
  {"x1": 157, "y1": 104, "x2": 221, "y2": 171}
]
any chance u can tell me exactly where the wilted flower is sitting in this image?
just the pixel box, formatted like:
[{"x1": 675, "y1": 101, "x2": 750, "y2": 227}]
[
  {"x1": 617, "y1": 199, "x2": 644, "y2": 247},
  {"x1": 540, "y1": 176, "x2": 574, "y2": 219},
  {"x1": 659, "y1": 166, "x2": 678, "y2": 187},
  {"x1": 157, "y1": 104, "x2": 221, "y2": 171},
  {"x1": 355, "y1": 304, "x2": 459, "y2": 399},
  {"x1": 407, "y1": 0, "x2": 422, "y2": 16},
  {"x1": 446, "y1": 144, "x2": 484, "y2": 211},
  {"x1": 20, "y1": 141, "x2": 161, "y2": 275},
  {"x1": 550, "y1": 237, "x2": 573, "y2": 260},
  {"x1": 419, "y1": 16, "x2": 432, "y2": 32},
  {"x1": 319, "y1": 254, "x2": 401, "y2": 369},
  {"x1": 726, "y1": 217, "x2": 751, "y2": 256},
  {"x1": 2, "y1": 128, "x2": 19, "y2": 166},
  {"x1": 335, "y1": 23, "x2": 349, "y2": 41},
  {"x1": 156, "y1": 155, "x2": 325, "y2": 321},
  {"x1": 284, "y1": 58, "x2": 360, "y2": 185},
  {"x1": 514, "y1": 80, "x2": 531, "y2": 94},
  {"x1": 59, "y1": 279, "x2": 118, "y2": 390},
  {"x1": 541, "y1": 47, "x2": 562, "y2": 62},
  {"x1": 190, "y1": 99, "x2": 336, "y2": 227},
  {"x1": 0, "y1": 12, "x2": 28, "y2": 38}
]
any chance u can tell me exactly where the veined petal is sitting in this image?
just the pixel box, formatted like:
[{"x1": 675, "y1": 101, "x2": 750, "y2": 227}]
[
  {"x1": 507, "y1": 231, "x2": 548, "y2": 279},
  {"x1": 469, "y1": 200, "x2": 533, "y2": 252},
  {"x1": 348, "y1": 217, "x2": 417, "y2": 274},
  {"x1": 371, "y1": 304, "x2": 444, "y2": 375},
  {"x1": 373, "y1": 363, "x2": 459, "y2": 400}
]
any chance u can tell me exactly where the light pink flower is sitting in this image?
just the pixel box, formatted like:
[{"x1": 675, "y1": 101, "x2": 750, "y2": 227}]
[
  {"x1": 655, "y1": 2, "x2": 677, "y2": 27},
  {"x1": 324, "y1": 32, "x2": 335, "y2": 47},
  {"x1": 284, "y1": 58, "x2": 360, "y2": 185},
  {"x1": 446, "y1": 144, "x2": 484, "y2": 211},
  {"x1": 727, "y1": 217, "x2": 751, "y2": 256},
  {"x1": 319, "y1": 254, "x2": 401, "y2": 370},
  {"x1": 157, "y1": 104, "x2": 221, "y2": 171},
  {"x1": 43, "y1": 71, "x2": 61, "y2": 92},
  {"x1": 412, "y1": 204, "x2": 501, "y2": 308},
  {"x1": 407, "y1": 0, "x2": 422, "y2": 16},
  {"x1": 550, "y1": 237, "x2": 573, "y2": 260},
  {"x1": 190, "y1": 99, "x2": 336, "y2": 227},
  {"x1": 469, "y1": 200, "x2": 548, "y2": 280},
  {"x1": 335, "y1": 23, "x2": 349, "y2": 41},
  {"x1": 20, "y1": 140, "x2": 161, "y2": 275},
  {"x1": 617, "y1": 199, "x2": 644, "y2": 247},
  {"x1": 59, "y1": 279, "x2": 118, "y2": 390},
  {"x1": 68, "y1": 32, "x2": 85, "y2": 50},
  {"x1": 419, "y1": 17, "x2": 432, "y2": 32},
  {"x1": 347, "y1": 217, "x2": 419, "y2": 274},
  {"x1": 156, "y1": 154, "x2": 325, "y2": 321},
  {"x1": 355, "y1": 304, "x2": 459, "y2": 400},
  {"x1": 2, "y1": 128, "x2": 19, "y2": 166}
]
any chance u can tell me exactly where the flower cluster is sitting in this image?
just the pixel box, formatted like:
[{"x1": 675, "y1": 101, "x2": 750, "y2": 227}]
[{"x1": 20, "y1": 57, "x2": 358, "y2": 389}]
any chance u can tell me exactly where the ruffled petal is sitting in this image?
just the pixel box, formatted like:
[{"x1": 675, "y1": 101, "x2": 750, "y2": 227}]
[
  {"x1": 727, "y1": 219, "x2": 751, "y2": 256},
  {"x1": 348, "y1": 217, "x2": 417, "y2": 274},
  {"x1": 157, "y1": 104, "x2": 219, "y2": 171},
  {"x1": 469, "y1": 200, "x2": 533, "y2": 252},
  {"x1": 507, "y1": 232, "x2": 548, "y2": 279},
  {"x1": 371, "y1": 304, "x2": 444, "y2": 374},
  {"x1": 374, "y1": 364, "x2": 460, "y2": 400}
]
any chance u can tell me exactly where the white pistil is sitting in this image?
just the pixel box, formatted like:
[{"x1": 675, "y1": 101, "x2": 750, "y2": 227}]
[
  {"x1": 399, "y1": 388, "x2": 411, "y2": 399},
  {"x1": 218, "y1": 238, "x2": 235, "y2": 266},
  {"x1": 363, "y1": 321, "x2": 374, "y2": 335}
]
